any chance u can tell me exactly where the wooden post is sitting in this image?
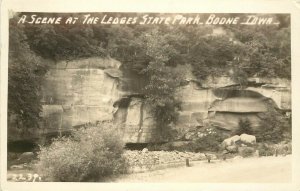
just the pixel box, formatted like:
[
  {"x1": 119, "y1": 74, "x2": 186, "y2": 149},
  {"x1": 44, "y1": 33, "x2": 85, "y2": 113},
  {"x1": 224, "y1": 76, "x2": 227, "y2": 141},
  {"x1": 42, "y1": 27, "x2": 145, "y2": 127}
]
[
  {"x1": 186, "y1": 158, "x2": 190, "y2": 167},
  {"x1": 205, "y1": 153, "x2": 211, "y2": 163},
  {"x1": 59, "y1": 112, "x2": 63, "y2": 137}
]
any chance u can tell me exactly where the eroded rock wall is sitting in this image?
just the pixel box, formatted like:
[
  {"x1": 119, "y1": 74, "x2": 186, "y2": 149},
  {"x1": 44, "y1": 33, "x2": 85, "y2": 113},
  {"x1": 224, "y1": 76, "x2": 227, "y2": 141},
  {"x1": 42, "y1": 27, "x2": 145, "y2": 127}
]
[
  {"x1": 42, "y1": 58, "x2": 123, "y2": 127},
  {"x1": 8, "y1": 58, "x2": 291, "y2": 144},
  {"x1": 115, "y1": 98, "x2": 159, "y2": 143},
  {"x1": 173, "y1": 77, "x2": 290, "y2": 138},
  {"x1": 8, "y1": 58, "x2": 123, "y2": 142}
]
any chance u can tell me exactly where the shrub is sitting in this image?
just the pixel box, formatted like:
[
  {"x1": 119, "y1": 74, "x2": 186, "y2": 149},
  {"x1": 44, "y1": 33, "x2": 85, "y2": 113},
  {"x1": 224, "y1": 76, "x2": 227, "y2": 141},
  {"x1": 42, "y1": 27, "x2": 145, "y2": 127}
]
[
  {"x1": 257, "y1": 142, "x2": 292, "y2": 157},
  {"x1": 187, "y1": 128, "x2": 227, "y2": 152},
  {"x1": 239, "y1": 147, "x2": 255, "y2": 157},
  {"x1": 147, "y1": 128, "x2": 228, "y2": 153},
  {"x1": 157, "y1": 142, "x2": 175, "y2": 151},
  {"x1": 236, "y1": 118, "x2": 253, "y2": 135},
  {"x1": 277, "y1": 142, "x2": 292, "y2": 155},
  {"x1": 256, "y1": 108, "x2": 290, "y2": 143},
  {"x1": 36, "y1": 122, "x2": 128, "y2": 182},
  {"x1": 257, "y1": 143, "x2": 274, "y2": 156}
]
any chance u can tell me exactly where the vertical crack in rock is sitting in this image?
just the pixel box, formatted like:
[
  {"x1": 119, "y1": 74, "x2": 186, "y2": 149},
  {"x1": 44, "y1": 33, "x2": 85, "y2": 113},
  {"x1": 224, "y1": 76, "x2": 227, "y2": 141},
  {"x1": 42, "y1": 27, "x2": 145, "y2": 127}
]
[{"x1": 137, "y1": 101, "x2": 144, "y2": 142}]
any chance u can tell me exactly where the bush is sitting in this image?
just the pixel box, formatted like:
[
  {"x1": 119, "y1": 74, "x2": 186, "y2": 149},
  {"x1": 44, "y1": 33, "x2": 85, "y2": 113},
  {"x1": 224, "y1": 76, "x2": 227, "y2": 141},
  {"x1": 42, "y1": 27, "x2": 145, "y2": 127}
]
[
  {"x1": 147, "y1": 128, "x2": 228, "y2": 153},
  {"x1": 156, "y1": 142, "x2": 175, "y2": 151},
  {"x1": 257, "y1": 143, "x2": 274, "y2": 156},
  {"x1": 147, "y1": 142, "x2": 182, "y2": 152},
  {"x1": 186, "y1": 128, "x2": 227, "y2": 152},
  {"x1": 236, "y1": 118, "x2": 253, "y2": 135},
  {"x1": 256, "y1": 108, "x2": 290, "y2": 143},
  {"x1": 257, "y1": 142, "x2": 292, "y2": 157},
  {"x1": 36, "y1": 122, "x2": 128, "y2": 182},
  {"x1": 239, "y1": 147, "x2": 255, "y2": 158}
]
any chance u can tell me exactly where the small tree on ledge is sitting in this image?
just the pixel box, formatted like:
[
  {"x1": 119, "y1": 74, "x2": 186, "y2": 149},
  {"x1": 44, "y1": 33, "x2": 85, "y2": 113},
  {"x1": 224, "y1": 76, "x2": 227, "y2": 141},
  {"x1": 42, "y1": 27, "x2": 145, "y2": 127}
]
[{"x1": 236, "y1": 118, "x2": 253, "y2": 135}]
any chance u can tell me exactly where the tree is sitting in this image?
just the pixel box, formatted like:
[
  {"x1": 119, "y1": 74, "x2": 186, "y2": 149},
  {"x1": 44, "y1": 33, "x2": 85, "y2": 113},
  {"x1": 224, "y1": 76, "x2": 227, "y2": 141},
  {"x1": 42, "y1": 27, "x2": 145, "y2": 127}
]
[
  {"x1": 8, "y1": 16, "x2": 49, "y2": 130},
  {"x1": 188, "y1": 35, "x2": 236, "y2": 80},
  {"x1": 227, "y1": 22, "x2": 291, "y2": 79},
  {"x1": 236, "y1": 118, "x2": 253, "y2": 135},
  {"x1": 139, "y1": 29, "x2": 183, "y2": 136},
  {"x1": 256, "y1": 103, "x2": 290, "y2": 143},
  {"x1": 8, "y1": 13, "x2": 291, "y2": 134}
]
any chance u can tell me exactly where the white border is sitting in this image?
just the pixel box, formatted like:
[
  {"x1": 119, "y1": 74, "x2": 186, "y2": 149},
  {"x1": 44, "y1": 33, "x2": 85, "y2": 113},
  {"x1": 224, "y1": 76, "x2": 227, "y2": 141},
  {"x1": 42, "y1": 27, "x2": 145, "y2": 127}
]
[{"x1": 1, "y1": 0, "x2": 300, "y2": 190}]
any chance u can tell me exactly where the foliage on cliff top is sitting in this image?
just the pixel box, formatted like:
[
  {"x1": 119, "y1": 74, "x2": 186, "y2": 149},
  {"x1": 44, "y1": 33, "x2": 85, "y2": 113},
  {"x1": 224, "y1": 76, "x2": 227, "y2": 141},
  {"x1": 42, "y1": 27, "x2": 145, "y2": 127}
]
[{"x1": 14, "y1": 13, "x2": 291, "y2": 80}]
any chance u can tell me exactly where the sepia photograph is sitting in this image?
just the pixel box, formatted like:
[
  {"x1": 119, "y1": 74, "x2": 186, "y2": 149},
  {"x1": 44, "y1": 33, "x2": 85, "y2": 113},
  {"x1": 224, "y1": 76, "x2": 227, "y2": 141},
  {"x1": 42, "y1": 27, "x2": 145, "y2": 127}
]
[
  {"x1": 1, "y1": 1, "x2": 300, "y2": 190},
  {"x1": 5, "y1": 12, "x2": 292, "y2": 183}
]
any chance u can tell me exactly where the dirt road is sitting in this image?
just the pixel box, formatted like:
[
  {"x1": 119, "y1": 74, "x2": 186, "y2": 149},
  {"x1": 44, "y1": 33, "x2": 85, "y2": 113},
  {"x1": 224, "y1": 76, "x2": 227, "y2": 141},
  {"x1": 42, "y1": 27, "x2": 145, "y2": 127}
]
[{"x1": 112, "y1": 155, "x2": 291, "y2": 183}]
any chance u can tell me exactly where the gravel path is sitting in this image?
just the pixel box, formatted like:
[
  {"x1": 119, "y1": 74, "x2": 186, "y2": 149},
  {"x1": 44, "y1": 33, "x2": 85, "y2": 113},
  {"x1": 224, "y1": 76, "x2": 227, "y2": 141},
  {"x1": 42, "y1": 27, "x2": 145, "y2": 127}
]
[{"x1": 112, "y1": 155, "x2": 292, "y2": 183}]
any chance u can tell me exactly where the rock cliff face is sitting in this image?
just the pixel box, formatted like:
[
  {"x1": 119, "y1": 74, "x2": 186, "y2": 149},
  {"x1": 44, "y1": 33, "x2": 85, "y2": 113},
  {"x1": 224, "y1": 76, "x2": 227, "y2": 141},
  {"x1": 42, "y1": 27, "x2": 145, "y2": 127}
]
[
  {"x1": 113, "y1": 76, "x2": 291, "y2": 143},
  {"x1": 8, "y1": 58, "x2": 123, "y2": 142},
  {"x1": 170, "y1": 76, "x2": 291, "y2": 141},
  {"x1": 114, "y1": 98, "x2": 159, "y2": 143},
  {"x1": 41, "y1": 58, "x2": 122, "y2": 127},
  {"x1": 8, "y1": 58, "x2": 291, "y2": 144}
]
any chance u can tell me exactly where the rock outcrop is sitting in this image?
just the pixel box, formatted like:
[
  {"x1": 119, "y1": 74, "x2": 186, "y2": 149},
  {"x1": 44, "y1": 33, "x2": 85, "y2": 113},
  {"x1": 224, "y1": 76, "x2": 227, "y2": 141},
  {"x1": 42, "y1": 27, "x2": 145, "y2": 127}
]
[
  {"x1": 177, "y1": 77, "x2": 290, "y2": 132},
  {"x1": 115, "y1": 98, "x2": 159, "y2": 143},
  {"x1": 8, "y1": 58, "x2": 291, "y2": 144},
  {"x1": 222, "y1": 135, "x2": 241, "y2": 147},
  {"x1": 8, "y1": 58, "x2": 123, "y2": 142},
  {"x1": 240, "y1": 134, "x2": 256, "y2": 145}
]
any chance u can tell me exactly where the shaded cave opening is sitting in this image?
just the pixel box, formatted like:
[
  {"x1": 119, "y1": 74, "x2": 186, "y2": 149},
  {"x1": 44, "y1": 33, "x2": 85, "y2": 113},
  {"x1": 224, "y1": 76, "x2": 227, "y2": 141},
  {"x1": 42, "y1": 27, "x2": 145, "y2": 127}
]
[
  {"x1": 8, "y1": 140, "x2": 38, "y2": 153},
  {"x1": 125, "y1": 143, "x2": 149, "y2": 150}
]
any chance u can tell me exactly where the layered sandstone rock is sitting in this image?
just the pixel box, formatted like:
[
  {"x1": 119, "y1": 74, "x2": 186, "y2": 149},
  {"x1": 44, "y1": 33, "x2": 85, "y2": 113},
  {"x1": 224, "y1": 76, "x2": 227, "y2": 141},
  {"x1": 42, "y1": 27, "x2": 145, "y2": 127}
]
[
  {"x1": 42, "y1": 58, "x2": 122, "y2": 127},
  {"x1": 119, "y1": 98, "x2": 158, "y2": 143},
  {"x1": 8, "y1": 58, "x2": 123, "y2": 142},
  {"x1": 174, "y1": 75, "x2": 291, "y2": 136},
  {"x1": 8, "y1": 58, "x2": 291, "y2": 144}
]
